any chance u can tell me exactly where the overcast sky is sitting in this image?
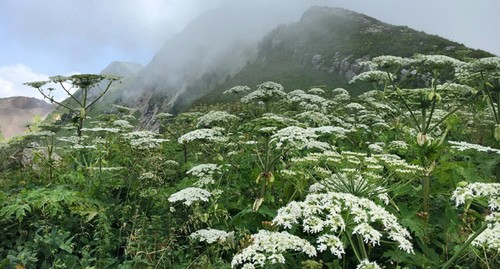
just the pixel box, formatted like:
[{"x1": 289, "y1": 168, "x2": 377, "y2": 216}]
[{"x1": 1, "y1": 0, "x2": 499, "y2": 101}]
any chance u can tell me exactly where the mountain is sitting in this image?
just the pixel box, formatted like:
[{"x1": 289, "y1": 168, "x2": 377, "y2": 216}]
[
  {"x1": 102, "y1": 6, "x2": 492, "y2": 127},
  {"x1": 0, "y1": 96, "x2": 54, "y2": 139},
  {"x1": 99, "y1": 61, "x2": 143, "y2": 77},
  {"x1": 102, "y1": 1, "x2": 321, "y2": 127},
  {"x1": 188, "y1": 6, "x2": 492, "y2": 106}
]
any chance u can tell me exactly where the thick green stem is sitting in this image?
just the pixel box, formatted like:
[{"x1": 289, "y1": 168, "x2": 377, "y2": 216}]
[
  {"x1": 356, "y1": 234, "x2": 369, "y2": 260},
  {"x1": 424, "y1": 96, "x2": 437, "y2": 133},
  {"x1": 346, "y1": 233, "x2": 362, "y2": 263},
  {"x1": 422, "y1": 174, "x2": 430, "y2": 215},
  {"x1": 441, "y1": 223, "x2": 488, "y2": 269}
]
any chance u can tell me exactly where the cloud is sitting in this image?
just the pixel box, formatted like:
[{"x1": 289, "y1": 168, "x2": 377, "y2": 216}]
[{"x1": 0, "y1": 64, "x2": 76, "y2": 102}]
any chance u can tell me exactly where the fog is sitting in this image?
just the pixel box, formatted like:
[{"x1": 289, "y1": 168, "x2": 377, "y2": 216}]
[{"x1": 119, "y1": 0, "x2": 335, "y2": 103}]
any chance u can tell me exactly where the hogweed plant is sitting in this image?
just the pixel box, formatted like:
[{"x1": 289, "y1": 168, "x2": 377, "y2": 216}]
[
  {"x1": 4, "y1": 57, "x2": 500, "y2": 268},
  {"x1": 25, "y1": 74, "x2": 121, "y2": 140},
  {"x1": 351, "y1": 54, "x2": 479, "y2": 217},
  {"x1": 457, "y1": 57, "x2": 500, "y2": 139}
]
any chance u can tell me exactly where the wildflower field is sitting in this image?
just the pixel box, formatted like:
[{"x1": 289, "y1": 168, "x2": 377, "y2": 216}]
[{"x1": 1, "y1": 54, "x2": 500, "y2": 268}]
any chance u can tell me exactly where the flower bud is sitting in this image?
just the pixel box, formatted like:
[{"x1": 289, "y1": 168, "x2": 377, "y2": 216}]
[
  {"x1": 252, "y1": 197, "x2": 264, "y2": 212},
  {"x1": 417, "y1": 132, "x2": 430, "y2": 146}
]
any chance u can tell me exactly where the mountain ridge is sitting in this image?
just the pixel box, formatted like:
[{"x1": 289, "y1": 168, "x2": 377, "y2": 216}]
[{"x1": 86, "y1": 6, "x2": 493, "y2": 129}]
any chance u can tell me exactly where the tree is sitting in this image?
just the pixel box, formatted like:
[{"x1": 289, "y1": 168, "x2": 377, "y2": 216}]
[{"x1": 25, "y1": 74, "x2": 121, "y2": 140}]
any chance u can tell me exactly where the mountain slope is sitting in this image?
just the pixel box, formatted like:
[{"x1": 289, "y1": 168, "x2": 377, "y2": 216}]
[
  {"x1": 101, "y1": 6, "x2": 492, "y2": 127},
  {"x1": 0, "y1": 97, "x2": 54, "y2": 139},
  {"x1": 189, "y1": 6, "x2": 492, "y2": 106}
]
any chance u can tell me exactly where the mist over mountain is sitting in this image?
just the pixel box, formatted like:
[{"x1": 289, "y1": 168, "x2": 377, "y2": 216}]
[
  {"x1": 99, "y1": 5, "x2": 491, "y2": 129},
  {"x1": 99, "y1": 61, "x2": 143, "y2": 77}
]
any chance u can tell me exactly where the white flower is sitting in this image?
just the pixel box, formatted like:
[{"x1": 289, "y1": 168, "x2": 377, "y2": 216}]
[
  {"x1": 317, "y1": 234, "x2": 344, "y2": 258},
  {"x1": 350, "y1": 70, "x2": 392, "y2": 84},
  {"x1": 113, "y1": 119, "x2": 133, "y2": 129},
  {"x1": 270, "y1": 126, "x2": 319, "y2": 149},
  {"x1": 414, "y1": 54, "x2": 464, "y2": 67},
  {"x1": 451, "y1": 182, "x2": 500, "y2": 209},
  {"x1": 370, "y1": 55, "x2": 413, "y2": 69},
  {"x1": 356, "y1": 259, "x2": 382, "y2": 269},
  {"x1": 272, "y1": 192, "x2": 413, "y2": 254},
  {"x1": 308, "y1": 88, "x2": 325, "y2": 95},
  {"x1": 223, "y1": 85, "x2": 251, "y2": 94},
  {"x1": 178, "y1": 127, "x2": 227, "y2": 144},
  {"x1": 187, "y1": 163, "x2": 221, "y2": 187},
  {"x1": 81, "y1": 127, "x2": 120, "y2": 133},
  {"x1": 346, "y1": 102, "x2": 366, "y2": 111},
  {"x1": 187, "y1": 163, "x2": 220, "y2": 177},
  {"x1": 471, "y1": 222, "x2": 500, "y2": 252},
  {"x1": 295, "y1": 111, "x2": 330, "y2": 126},
  {"x1": 331, "y1": 88, "x2": 349, "y2": 96},
  {"x1": 449, "y1": 141, "x2": 500, "y2": 154},
  {"x1": 389, "y1": 140, "x2": 409, "y2": 150},
  {"x1": 190, "y1": 228, "x2": 234, "y2": 244},
  {"x1": 353, "y1": 223, "x2": 382, "y2": 246},
  {"x1": 122, "y1": 131, "x2": 168, "y2": 149},
  {"x1": 241, "y1": 81, "x2": 288, "y2": 103},
  {"x1": 368, "y1": 143, "x2": 384, "y2": 153},
  {"x1": 230, "y1": 230, "x2": 317, "y2": 268},
  {"x1": 311, "y1": 126, "x2": 351, "y2": 139},
  {"x1": 196, "y1": 111, "x2": 240, "y2": 128},
  {"x1": 168, "y1": 187, "x2": 211, "y2": 206}
]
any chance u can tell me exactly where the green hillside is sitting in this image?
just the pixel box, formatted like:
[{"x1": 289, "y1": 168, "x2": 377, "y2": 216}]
[{"x1": 181, "y1": 7, "x2": 491, "y2": 110}]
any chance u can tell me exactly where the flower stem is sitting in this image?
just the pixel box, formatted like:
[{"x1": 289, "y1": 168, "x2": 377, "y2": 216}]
[{"x1": 441, "y1": 223, "x2": 488, "y2": 269}]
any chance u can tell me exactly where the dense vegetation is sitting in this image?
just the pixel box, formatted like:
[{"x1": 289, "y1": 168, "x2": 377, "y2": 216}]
[{"x1": 1, "y1": 54, "x2": 500, "y2": 268}]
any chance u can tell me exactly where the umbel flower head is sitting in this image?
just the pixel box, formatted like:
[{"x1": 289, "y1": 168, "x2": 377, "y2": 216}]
[
  {"x1": 230, "y1": 230, "x2": 317, "y2": 268},
  {"x1": 190, "y1": 228, "x2": 234, "y2": 244},
  {"x1": 168, "y1": 187, "x2": 212, "y2": 206},
  {"x1": 241, "y1": 81, "x2": 288, "y2": 103},
  {"x1": 178, "y1": 127, "x2": 227, "y2": 144},
  {"x1": 452, "y1": 182, "x2": 500, "y2": 252},
  {"x1": 272, "y1": 192, "x2": 414, "y2": 254}
]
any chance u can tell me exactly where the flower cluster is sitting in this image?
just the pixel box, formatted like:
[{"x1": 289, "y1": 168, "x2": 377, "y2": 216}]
[
  {"x1": 241, "y1": 81, "x2": 288, "y2": 103},
  {"x1": 121, "y1": 131, "x2": 169, "y2": 149},
  {"x1": 356, "y1": 259, "x2": 382, "y2": 269},
  {"x1": 449, "y1": 141, "x2": 500, "y2": 154},
  {"x1": 332, "y1": 88, "x2": 349, "y2": 96},
  {"x1": 113, "y1": 119, "x2": 133, "y2": 129},
  {"x1": 294, "y1": 111, "x2": 330, "y2": 127},
  {"x1": 168, "y1": 187, "x2": 212, "y2": 206},
  {"x1": 370, "y1": 55, "x2": 412, "y2": 69},
  {"x1": 223, "y1": 85, "x2": 251, "y2": 94},
  {"x1": 288, "y1": 90, "x2": 329, "y2": 111},
  {"x1": 272, "y1": 192, "x2": 413, "y2": 254},
  {"x1": 270, "y1": 126, "x2": 319, "y2": 149},
  {"x1": 196, "y1": 111, "x2": 240, "y2": 128},
  {"x1": 349, "y1": 71, "x2": 392, "y2": 84},
  {"x1": 451, "y1": 182, "x2": 500, "y2": 210},
  {"x1": 81, "y1": 127, "x2": 120, "y2": 133},
  {"x1": 187, "y1": 163, "x2": 221, "y2": 187},
  {"x1": 414, "y1": 54, "x2": 464, "y2": 68},
  {"x1": 308, "y1": 88, "x2": 325, "y2": 95},
  {"x1": 231, "y1": 230, "x2": 317, "y2": 268},
  {"x1": 190, "y1": 228, "x2": 234, "y2": 244},
  {"x1": 452, "y1": 182, "x2": 500, "y2": 252},
  {"x1": 178, "y1": 127, "x2": 227, "y2": 144}
]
